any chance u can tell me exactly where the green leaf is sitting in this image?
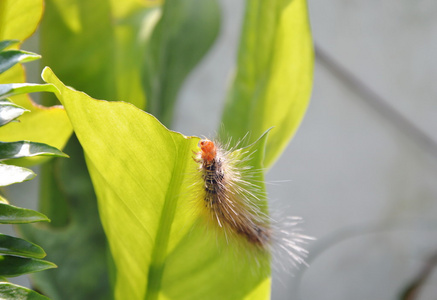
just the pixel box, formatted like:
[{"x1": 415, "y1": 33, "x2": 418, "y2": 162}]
[
  {"x1": 142, "y1": 0, "x2": 220, "y2": 126},
  {"x1": 0, "y1": 234, "x2": 46, "y2": 259},
  {"x1": 40, "y1": 0, "x2": 120, "y2": 104},
  {"x1": 0, "y1": 101, "x2": 72, "y2": 166},
  {"x1": 0, "y1": 255, "x2": 56, "y2": 277},
  {"x1": 0, "y1": 282, "x2": 50, "y2": 300},
  {"x1": 0, "y1": 203, "x2": 49, "y2": 224},
  {"x1": 0, "y1": 2, "x2": 72, "y2": 165},
  {"x1": 0, "y1": 141, "x2": 68, "y2": 161},
  {"x1": 0, "y1": 40, "x2": 19, "y2": 52},
  {"x1": 220, "y1": 0, "x2": 314, "y2": 168},
  {"x1": 0, "y1": 164, "x2": 35, "y2": 186},
  {"x1": 40, "y1": 0, "x2": 219, "y2": 117},
  {"x1": 110, "y1": 5, "x2": 159, "y2": 110},
  {"x1": 0, "y1": 83, "x2": 58, "y2": 100},
  {"x1": 0, "y1": 50, "x2": 40, "y2": 74},
  {"x1": 0, "y1": 84, "x2": 72, "y2": 168},
  {"x1": 43, "y1": 67, "x2": 271, "y2": 300},
  {"x1": 0, "y1": 70, "x2": 72, "y2": 168},
  {"x1": 0, "y1": 99, "x2": 28, "y2": 126},
  {"x1": 38, "y1": 0, "x2": 159, "y2": 110}
]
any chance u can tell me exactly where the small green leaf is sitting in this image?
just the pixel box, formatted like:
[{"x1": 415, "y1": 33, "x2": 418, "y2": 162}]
[
  {"x1": 0, "y1": 234, "x2": 45, "y2": 259},
  {"x1": 0, "y1": 50, "x2": 41, "y2": 74},
  {"x1": 0, "y1": 5, "x2": 72, "y2": 167},
  {"x1": 0, "y1": 100, "x2": 28, "y2": 126},
  {"x1": 0, "y1": 164, "x2": 35, "y2": 186},
  {"x1": 0, "y1": 40, "x2": 19, "y2": 52},
  {"x1": 0, "y1": 141, "x2": 68, "y2": 161},
  {"x1": 0, "y1": 282, "x2": 50, "y2": 300},
  {"x1": 0, "y1": 102, "x2": 72, "y2": 166},
  {"x1": 0, "y1": 203, "x2": 49, "y2": 224},
  {"x1": 0, "y1": 34, "x2": 72, "y2": 169},
  {"x1": 0, "y1": 83, "x2": 58, "y2": 100},
  {"x1": 0, "y1": 255, "x2": 56, "y2": 277}
]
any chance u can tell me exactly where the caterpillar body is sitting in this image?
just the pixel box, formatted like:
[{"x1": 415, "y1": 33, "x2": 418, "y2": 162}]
[
  {"x1": 193, "y1": 138, "x2": 312, "y2": 267},
  {"x1": 196, "y1": 139, "x2": 270, "y2": 247}
]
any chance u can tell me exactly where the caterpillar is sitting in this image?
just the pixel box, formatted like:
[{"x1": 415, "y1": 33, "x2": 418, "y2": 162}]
[
  {"x1": 194, "y1": 139, "x2": 270, "y2": 248},
  {"x1": 193, "y1": 138, "x2": 312, "y2": 266}
]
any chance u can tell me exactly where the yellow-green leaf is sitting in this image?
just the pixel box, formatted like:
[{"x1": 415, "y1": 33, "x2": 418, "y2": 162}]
[
  {"x1": 43, "y1": 67, "x2": 271, "y2": 300},
  {"x1": 0, "y1": 0, "x2": 43, "y2": 42},
  {"x1": 220, "y1": 0, "x2": 314, "y2": 168}
]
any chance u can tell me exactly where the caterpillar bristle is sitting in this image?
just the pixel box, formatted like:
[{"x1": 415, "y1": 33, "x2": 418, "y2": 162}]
[{"x1": 194, "y1": 137, "x2": 313, "y2": 269}]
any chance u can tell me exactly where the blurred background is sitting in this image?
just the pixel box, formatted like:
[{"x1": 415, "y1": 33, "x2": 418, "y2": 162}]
[
  {"x1": 6, "y1": 0, "x2": 437, "y2": 299},
  {"x1": 175, "y1": 0, "x2": 437, "y2": 299}
]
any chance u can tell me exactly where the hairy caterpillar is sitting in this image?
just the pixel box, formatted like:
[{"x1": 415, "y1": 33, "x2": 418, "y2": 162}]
[{"x1": 193, "y1": 138, "x2": 312, "y2": 267}]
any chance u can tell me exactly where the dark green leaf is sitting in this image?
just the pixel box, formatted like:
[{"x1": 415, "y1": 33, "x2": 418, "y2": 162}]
[
  {"x1": 0, "y1": 234, "x2": 45, "y2": 259},
  {"x1": 40, "y1": 0, "x2": 118, "y2": 105},
  {"x1": 0, "y1": 40, "x2": 19, "y2": 52},
  {"x1": 0, "y1": 282, "x2": 50, "y2": 300},
  {"x1": 0, "y1": 84, "x2": 58, "y2": 100},
  {"x1": 0, "y1": 100, "x2": 28, "y2": 126},
  {"x1": 0, "y1": 203, "x2": 49, "y2": 224},
  {"x1": 143, "y1": 0, "x2": 220, "y2": 126},
  {"x1": 0, "y1": 164, "x2": 35, "y2": 186},
  {"x1": 0, "y1": 141, "x2": 68, "y2": 161},
  {"x1": 0, "y1": 255, "x2": 56, "y2": 277},
  {"x1": 0, "y1": 50, "x2": 40, "y2": 74}
]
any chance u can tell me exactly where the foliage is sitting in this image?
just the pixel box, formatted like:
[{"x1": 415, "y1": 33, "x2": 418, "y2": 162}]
[
  {"x1": 0, "y1": 40, "x2": 67, "y2": 300},
  {"x1": 142, "y1": 0, "x2": 220, "y2": 126},
  {"x1": 3, "y1": 0, "x2": 314, "y2": 299},
  {"x1": 20, "y1": 0, "x2": 221, "y2": 298},
  {"x1": 0, "y1": 0, "x2": 72, "y2": 163},
  {"x1": 220, "y1": 0, "x2": 313, "y2": 168},
  {"x1": 0, "y1": 282, "x2": 50, "y2": 300}
]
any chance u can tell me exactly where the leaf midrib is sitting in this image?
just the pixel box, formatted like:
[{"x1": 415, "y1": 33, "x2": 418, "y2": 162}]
[{"x1": 145, "y1": 137, "x2": 192, "y2": 300}]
